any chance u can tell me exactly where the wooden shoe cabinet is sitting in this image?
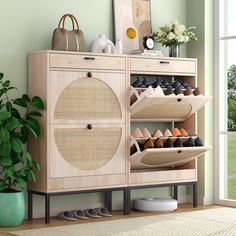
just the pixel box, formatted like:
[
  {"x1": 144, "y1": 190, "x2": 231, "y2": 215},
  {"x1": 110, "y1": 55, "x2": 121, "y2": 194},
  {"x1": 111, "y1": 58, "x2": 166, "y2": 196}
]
[{"x1": 28, "y1": 51, "x2": 210, "y2": 222}]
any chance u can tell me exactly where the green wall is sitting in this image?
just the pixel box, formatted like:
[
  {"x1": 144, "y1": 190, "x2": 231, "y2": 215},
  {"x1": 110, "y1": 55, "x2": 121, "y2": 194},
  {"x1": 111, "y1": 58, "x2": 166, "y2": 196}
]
[{"x1": 0, "y1": 0, "x2": 215, "y2": 216}]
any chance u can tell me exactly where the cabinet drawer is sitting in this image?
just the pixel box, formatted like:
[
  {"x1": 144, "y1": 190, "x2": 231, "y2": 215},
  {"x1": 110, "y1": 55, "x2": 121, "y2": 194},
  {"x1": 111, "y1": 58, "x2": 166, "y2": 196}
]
[
  {"x1": 130, "y1": 57, "x2": 196, "y2": 75},
  {"x1": 50, "y1": 53, "x2": 126, "y2": 70}
]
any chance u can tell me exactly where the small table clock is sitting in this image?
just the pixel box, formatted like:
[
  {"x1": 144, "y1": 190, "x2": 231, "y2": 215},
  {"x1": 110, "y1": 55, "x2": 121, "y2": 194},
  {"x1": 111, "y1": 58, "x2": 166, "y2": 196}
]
[{"x1": 143, "y1": 35, "x2": 155, "y2": 50}]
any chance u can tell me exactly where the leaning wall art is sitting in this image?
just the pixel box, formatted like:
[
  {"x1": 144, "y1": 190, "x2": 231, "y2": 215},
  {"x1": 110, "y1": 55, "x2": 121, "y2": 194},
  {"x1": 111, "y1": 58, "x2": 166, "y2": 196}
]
[{"x1": 113, "y1": 0, "x2": 152, "y2": 53}]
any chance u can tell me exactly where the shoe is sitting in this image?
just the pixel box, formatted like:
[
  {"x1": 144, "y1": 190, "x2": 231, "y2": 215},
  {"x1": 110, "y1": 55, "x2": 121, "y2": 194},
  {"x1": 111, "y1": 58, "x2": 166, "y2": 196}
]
[
  {"x1": 174, "y1": 86, "x2": 184, "y2": 96},
  {"x1": 183, "y1": 137, "x2": 195, "y2": 147},
  {"x1": 143, "y1": 78, "x2": 152, "y2": 88},
  {"x1": 153, "y1": 129, "x2": 163, "y2": 138},
  {"x1": 152, "y1": 79, "x2": 162, "y2": 88},
  {"x1": 140, "y1": 86, "x2": 155, "y2": 98},
  {"x1": 163, "y1": 128, "x2": 173, "y2": 137},
  {"x1": 183, "y1": 86, "x2": 193, "y2": 96},
  {"x1": 173, "y1": 138, "x2": 183, "y2": 147},
  {"x1": 95, "y1": 207, "x2": 112, "y2": 217},
  {"x1": 85, "y1": 208, "x2": 101, "y2": 218},
  {"x1": 163, "y1": 138, "x2": 173, "y2": 148},
  {"x1": 193, "y1": 87, "x2": 201, "y2": 96},
  {"x1": 57, "y1": 211, "x2": 77, "y2": 221},
  {"x1": 172, "y1": 128, "x2": 181, "y2": 137},
  {"x1": 181, "y1": 81, "x2": 188, "y2": 88},
  {"x1": 71, "y1": 210, "x2": 89, "y2": 220},
  {"x1": 195, "y1": 137, "x2": 203, "y2": 146},
  {"x1": 180, "y1": 128, "x2": 188, "y2": 137},
  {"x1": 131, "y1": 78, "x2": 141, "y2": 87},
  {"x1": 172, "y1": 81, "x2": 181, "y2": 88},
  {"x1": 165, "y1": 86, "x2": 175, "y2": 96},
  {"x1": 132, "y1": 128, "x2": 143, "y2": 138},
  {"x1": 154, "y1": 86, "x2": 165, "y2": 96},
  {"x1": 142, "y1": 128, "x2": 152, "y2": 138},
  {"x1": 161, "y1": 81, "x2": 170, "y2": 88},
  {"x1": 143, "y1": 138, "x2": 154, "y2": 149},
  {"x1": 138, "y1": 83, "x2": 146, "y2": 88},
  {"x1": 154, "y1": 138, "x2": 163, "y2": 148}
]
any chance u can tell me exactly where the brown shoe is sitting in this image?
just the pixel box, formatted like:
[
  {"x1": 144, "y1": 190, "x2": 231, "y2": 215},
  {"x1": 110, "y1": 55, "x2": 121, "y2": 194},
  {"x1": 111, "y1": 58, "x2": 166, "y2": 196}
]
[
  {"x1": 193, "y1": 87, "x2": 201, "y2": 96},
  {"x1": 143, "y1": 138, "x2": 154, "y2": 150},
  {"x1": 184, "y1": 86, "x2": 193, "y2": 96},
  {"x1": 154, "y1": 138, "x2": 163, "y2": 148}
]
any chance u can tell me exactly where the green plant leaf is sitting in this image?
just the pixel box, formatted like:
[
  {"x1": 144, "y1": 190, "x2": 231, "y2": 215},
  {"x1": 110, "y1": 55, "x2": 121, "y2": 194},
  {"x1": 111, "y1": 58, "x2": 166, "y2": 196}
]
[
  {"x1": 16, "y1": 177, "x2": 26, "y2": 189},
  {"x1": 33, "y1": 161, "x2": 40, "y2": 170},
  {"x1": 0, "y1": 88, "x2": 7, "y2": 97},
  {"x1": 11, "y1": 137, "x2": 23, "y2": 153},
  {"x1": 20, "y1": 126, "x2": 28, "y2": 143},
  {"x1": 6, "y1": 166, "x2": 14, "y2": 178},
  {"x1": 26, "y1": 152, "x2": 32, "y2": 162},
  {"x1": 0, "y1": 157, "x2": 12, "y2": 166},
  {"x1": 0, "y1": 73, "x2": 4, "y2": 80},
  {"x1": 6, "y1": 101, "x2": 12, "y2": 112},
  {"x1": 0, "y1": 111, "x2": 11, "y2": 122},
  {"x1": 32, "y1": 96, "x2": 44, "y2": 110},
  {"x1": 27, "y1": 111, "x2": 42, "y2": 117},
  {"x1": 24, "y1": 118, "x2": 40, "y2": 137},
  {"x1": 0, "y1": 141, "x2": 11, "y2": 156},
  {"x1": 0, "y1": 127, "x2": 10, "y2": 141},
  {"x1": 3, "y1": 80, "x2": 10, "y2": 87},
  {"x1": 22, "y1": 94, "x2": 30, "y2": 103},
  {"x1": 13, "y1": 98, "x2": 27, "y2": 108},
  {"x1": 29, "y1": 170, "x2": 36, "y2": 182},
  {"x1": 7, "y1": 86, "x2": 16, "y2": 91},
  {"x1": 11, "y1": 108, "x2": 21, "y2": 119},
  {"x1": 5, "y1": 117, "x2": 21, "y2": 131},
  {"x1": 0, "y1": 184, "x2": 7, "y2": 191}
]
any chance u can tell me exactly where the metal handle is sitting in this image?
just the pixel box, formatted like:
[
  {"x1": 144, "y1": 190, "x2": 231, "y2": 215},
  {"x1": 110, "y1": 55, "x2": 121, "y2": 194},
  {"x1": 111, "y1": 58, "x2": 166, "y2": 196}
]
[
  {"x1": 160, "y1": 61, "x2": 170, "y2": 64},
  {"x1": 87, "y1": 124, "x2": 92, "y2": 130},
  {"x1": 84, "y1": 57, "x2": 95, "y2": 60},
  {"x1": 177, "y1": 98, "x2": 182, "y2": 102},
  {"x1": 87, "y1": 72, "x2": 92, "y2": 77}
]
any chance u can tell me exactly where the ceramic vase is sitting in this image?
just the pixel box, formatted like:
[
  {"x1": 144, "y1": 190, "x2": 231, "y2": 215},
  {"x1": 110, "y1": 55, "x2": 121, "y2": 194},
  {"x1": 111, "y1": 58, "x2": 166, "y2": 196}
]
[
  {"x1": 0, "y1": 191, "x2": 25, "y2": 226},
  {"x1": 115, "y1": 38, "x2": 123, "y2": 54},
  {"x1": 169, "y1": 45, "x2": 180, "y2": 57},
  {"x1": 90, "y1": 34, "x2": 114, "y2": 53}
]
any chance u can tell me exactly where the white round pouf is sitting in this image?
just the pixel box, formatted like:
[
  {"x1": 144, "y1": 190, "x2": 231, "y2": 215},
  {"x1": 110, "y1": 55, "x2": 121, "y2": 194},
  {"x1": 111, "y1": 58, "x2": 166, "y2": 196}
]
[{"x1": 134, "y1": 197, "x2": 178, "y2": 212}]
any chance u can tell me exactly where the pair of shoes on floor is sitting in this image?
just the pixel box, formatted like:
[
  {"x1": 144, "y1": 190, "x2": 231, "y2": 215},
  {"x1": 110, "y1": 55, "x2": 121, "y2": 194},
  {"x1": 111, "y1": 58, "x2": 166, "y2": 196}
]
[
  {"x1": 57, "y1": 207, "x2": 112, "y2": 221},
  {"x1": 142, "y1": 137, "x2": 204, "y2": 150}
]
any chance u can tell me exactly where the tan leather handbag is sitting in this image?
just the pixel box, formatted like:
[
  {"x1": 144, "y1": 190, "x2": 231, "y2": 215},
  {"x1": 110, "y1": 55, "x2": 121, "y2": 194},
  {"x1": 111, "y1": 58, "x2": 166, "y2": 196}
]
[{"x1": 52, "y1": 14, "x2": 85, "y2": 51}]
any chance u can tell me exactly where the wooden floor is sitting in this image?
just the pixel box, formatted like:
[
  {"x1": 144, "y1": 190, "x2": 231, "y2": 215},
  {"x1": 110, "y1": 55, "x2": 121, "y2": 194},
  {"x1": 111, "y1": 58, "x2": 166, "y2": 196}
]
[{"x1": 0, "y1": 204, "x2": 223, "y2": 236}]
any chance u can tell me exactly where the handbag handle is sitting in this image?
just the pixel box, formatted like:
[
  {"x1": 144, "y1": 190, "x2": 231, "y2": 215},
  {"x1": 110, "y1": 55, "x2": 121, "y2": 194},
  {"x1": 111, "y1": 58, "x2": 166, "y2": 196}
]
[{"x1": 58, "y1": 14, "x2": 80, "y2": 34}]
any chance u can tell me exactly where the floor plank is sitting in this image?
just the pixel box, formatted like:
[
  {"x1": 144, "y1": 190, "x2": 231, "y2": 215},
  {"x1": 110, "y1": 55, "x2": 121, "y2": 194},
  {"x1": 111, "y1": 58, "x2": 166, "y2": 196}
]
[{"x1": 0, "y1": 204, "x2": 223, "y2": 236}]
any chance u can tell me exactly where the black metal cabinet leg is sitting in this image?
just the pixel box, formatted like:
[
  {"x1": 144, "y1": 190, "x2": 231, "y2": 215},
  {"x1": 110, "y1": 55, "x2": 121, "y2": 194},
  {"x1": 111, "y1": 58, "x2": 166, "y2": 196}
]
[
  {"x1": 45, "y1": 193, "x2": 50, "y2": 224},
  {"x1": 28, "y1": 190, "x2": 33, "y2": 220},
  {"x1": 123, "y1": 188, "x2": 131, "y2": 215},
  {"x1": 173, "y1": 185, "x2": 178, "y2": 200},
  {"x1": 105, "y1": 191, "x2": 112, "y2": 213},
  {"x1": 193, "y1": 182, "x2": 197, "y2": 207}
]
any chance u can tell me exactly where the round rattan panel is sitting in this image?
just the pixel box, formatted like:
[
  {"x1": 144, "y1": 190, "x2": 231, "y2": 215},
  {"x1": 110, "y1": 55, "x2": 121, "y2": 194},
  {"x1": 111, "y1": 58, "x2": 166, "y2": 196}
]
[
  {"x1": 54, "y1": 127, "x2": 122, "y2": 171},
  {"x1": 54, "y1": 77, "x2": 122, "y2": 120}
]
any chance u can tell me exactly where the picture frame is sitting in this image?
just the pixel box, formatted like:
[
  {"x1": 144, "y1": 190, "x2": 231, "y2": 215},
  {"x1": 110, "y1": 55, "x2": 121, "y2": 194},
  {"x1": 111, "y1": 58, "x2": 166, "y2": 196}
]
[{"x1": 113, "y1": 0, "x2": 152, "y2": 53}]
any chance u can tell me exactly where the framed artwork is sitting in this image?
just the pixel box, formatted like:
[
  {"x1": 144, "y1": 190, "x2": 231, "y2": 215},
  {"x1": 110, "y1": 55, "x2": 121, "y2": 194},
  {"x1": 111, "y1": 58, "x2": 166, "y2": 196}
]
[{"x1": 113, "y1": 0, "x2": 152, "y2": 53}]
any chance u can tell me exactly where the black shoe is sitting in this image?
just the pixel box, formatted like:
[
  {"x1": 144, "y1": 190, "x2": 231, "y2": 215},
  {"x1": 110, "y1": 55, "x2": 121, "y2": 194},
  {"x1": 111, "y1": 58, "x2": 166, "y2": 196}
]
[
  {"x1": 161, "y1": 80, "x2": 170, "y2": 88},
  {"x1": 132, "y1": 78, "x2": 141, "y2": 87},
  {"x1": 163, "y1": 138, "x2": 173, "y2": 148},
  {"x1": 173, "y1": 138, "x2": 183, "y2": 147},
  {"x1": 183, "y1": 137, "x2": 195, "y2": 147},
  {"x1": 172, "y1": 81, "x2": 181, "y2": 88},
  {"x1": 174, "y1": 86, "x2": 182, "y2": 95},
  {"x1": 152, "y1": 79, "x2": 162, "y2": 88},
  {"x1": 165, "y1": 85, "x2": 174, "y2": 95},
  {"x1": 195, "y1": 137, "x2": 203, "y2": 146},
  {"x1": 143, "y1": 78, "x2": 152, "y2": 88}
]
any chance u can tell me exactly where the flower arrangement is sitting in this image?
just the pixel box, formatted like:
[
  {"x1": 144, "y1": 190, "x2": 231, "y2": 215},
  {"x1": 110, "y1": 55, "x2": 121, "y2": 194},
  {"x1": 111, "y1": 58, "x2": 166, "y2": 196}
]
[{"x1": 152, "y1": 20, "x2": 198, "y2": 47}]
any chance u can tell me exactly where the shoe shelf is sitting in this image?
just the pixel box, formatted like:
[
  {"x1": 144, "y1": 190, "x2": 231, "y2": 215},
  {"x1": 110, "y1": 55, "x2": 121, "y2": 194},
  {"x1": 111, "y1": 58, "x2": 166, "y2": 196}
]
[
  {"x1": 130, "y1": 137, "x2": 209, "y2": 170},
  {"x1": 130, "y1": 88, "x2": 211, "y2": 122}
]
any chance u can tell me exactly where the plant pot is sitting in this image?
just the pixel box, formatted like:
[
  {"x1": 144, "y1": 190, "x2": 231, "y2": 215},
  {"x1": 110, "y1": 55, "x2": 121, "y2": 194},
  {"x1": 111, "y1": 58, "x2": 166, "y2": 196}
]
[
  {"x1": 0, "y1": 191, "x2": 25, "y2": 227},
  {"x1": 169, "y1": 45, "x2": 180, "y2": 57}
]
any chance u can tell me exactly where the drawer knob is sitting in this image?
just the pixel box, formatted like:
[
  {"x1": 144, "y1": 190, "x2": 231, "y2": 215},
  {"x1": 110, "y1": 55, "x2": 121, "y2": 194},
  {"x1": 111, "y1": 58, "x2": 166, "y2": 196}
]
[
  {"x1": 177, "y1": 150, "x2": 182, "y2": 153},
  {"x1": 177, "y1": 98, "x2": 182, "y2": 102},
  {"x1": 87, "y1": 72, "x2": 92, "y2": 78},
  {"x1": 87, "y1": 124, "x2": 93, "y2": 130},
  {"x1": 160, "y1": 61, "x2": 170, "y2": 64}
]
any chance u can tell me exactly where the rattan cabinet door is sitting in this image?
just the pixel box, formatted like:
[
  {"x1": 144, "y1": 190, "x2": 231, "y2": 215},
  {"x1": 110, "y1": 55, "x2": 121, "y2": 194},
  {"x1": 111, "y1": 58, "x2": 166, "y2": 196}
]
[
  {"x1": 49, "y1": 124, "x2": 126, "y2": 178},
  {"x1": 49, "y1": 71, "x2": 126, "y2": 124}
]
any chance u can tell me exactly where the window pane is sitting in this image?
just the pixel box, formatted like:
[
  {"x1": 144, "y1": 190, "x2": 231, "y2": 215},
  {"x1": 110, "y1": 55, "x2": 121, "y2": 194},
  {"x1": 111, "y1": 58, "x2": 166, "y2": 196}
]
[
  {"x1": 227, "y1": 135, "x2": 236, "y2": 199},
  {"x1": 224, "y1": 39, "x2": 236, "y2": 131},
  {"x1": 224, "y1": 0, "x2": 236, "y2": 36}
]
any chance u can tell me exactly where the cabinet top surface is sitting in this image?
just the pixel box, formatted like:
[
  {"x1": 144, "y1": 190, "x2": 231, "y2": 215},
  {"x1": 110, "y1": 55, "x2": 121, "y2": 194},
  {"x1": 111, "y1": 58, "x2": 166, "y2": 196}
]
[{"x1": 28, "y1": 50, "x2": 196, "y2": 61}]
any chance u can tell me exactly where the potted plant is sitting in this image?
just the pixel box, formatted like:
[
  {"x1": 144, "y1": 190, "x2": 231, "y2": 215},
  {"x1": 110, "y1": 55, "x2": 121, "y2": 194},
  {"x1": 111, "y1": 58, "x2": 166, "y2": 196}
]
[
  {"x1": 0, "y1": 73, "x2": 44, "y2": 227},
  {"x1": 152, "y1": 20, "x2": 198, "y2": 57}
]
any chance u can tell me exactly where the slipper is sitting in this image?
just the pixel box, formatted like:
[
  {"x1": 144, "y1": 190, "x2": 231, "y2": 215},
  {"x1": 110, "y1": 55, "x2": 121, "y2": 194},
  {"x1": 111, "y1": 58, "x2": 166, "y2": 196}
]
[
  {"x1": 84, "y1": 208, "x2": 101, "y2": 218},
  {"x1": 57, "y1": 211, "x2": 77, "y2": 221},
  {"x1": 95, "y1": 207, "x2": 112, "y2": 217},
  {"x1": 71, "y1": 209, "x2": 89, "y2": 220}
]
